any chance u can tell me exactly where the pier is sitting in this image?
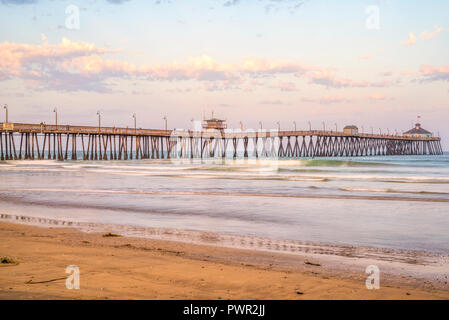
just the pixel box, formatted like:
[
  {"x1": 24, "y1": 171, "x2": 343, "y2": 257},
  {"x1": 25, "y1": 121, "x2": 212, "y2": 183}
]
[{"x1": 0, "y1": 122, "x2": 444, "y2": 161}]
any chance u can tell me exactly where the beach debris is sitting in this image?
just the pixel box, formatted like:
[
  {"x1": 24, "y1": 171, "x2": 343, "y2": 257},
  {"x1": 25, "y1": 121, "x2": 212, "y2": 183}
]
[
  {"x1": 304, "y1": 261, "x2": 321, "y2": 267},
  {"x1": 296, "y1": 291, "x2": 304, "y2": 295},
  {"x1": 1, "y1": 257, "x2": 19, "y2": 265},
  {"x1": 102, "y1": 232, "x2": 122, "y2": 238},
  {"x1": 25, "y1": 277, "x2": 66, "y2": 284}
]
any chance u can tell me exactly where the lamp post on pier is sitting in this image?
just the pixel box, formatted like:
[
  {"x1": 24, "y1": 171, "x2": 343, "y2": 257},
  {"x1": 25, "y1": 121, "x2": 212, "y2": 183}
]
[
  {"x1": 53, "y1": 108, "x2": 58, "y2": 130},
  {"x1": 293, "y1": 121, "x2": 296, "y2": 131},
  {"x1": 322, "y1": 122, "x2": 326, "y2": 132},
  {"x1": 259, "y1": 121, "x2": 263, "y2": 130},
  {"x1": 308, "y1": 121, "x2": 312, "y2": 131},
  {"x1": 3, "y1": 104, "x2": 8, "y2": 123},
  {"x1": 97, "y1": 111, "x2": 101, "y2": 133},
  {"x1": 277, "y1": 121, "x2": 280, "y2": 132},
  {"x1": 163, "y1": 116, "x2": 167, "y2": 131},
  {"x1": 133, "y1": 113, "x2": 137, "y2": 134},
  {"x1": 334, "y1": 123, "x2": 337, "y2": 132}
]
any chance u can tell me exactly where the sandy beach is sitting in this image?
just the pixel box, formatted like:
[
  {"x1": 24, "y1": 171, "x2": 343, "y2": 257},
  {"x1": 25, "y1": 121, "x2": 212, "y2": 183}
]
[{"x1": 1, "y1": 221, "x2": 448, "y2": 300}]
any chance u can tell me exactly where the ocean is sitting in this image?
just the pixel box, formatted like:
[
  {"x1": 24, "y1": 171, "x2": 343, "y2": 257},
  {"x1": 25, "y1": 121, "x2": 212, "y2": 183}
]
[{"x1": 1, "y1": 154, "x2": 449, "y2": 254}]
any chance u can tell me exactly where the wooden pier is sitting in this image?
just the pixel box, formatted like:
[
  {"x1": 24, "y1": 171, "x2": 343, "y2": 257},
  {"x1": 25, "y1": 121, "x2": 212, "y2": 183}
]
[{"x1": 0, "y1": 122, "x2": 444, "y2": 161}]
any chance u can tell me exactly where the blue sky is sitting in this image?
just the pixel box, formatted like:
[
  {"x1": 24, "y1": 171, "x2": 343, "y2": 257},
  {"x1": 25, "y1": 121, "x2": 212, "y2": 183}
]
[{"x1": 0, "y1": 0, "x2": 448, "y2": 147}]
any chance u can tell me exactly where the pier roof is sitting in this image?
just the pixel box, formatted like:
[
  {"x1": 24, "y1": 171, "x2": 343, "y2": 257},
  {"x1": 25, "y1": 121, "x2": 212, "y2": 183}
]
[{"x1": 404, "y1": 123, "x2": 431, "y2": 135}]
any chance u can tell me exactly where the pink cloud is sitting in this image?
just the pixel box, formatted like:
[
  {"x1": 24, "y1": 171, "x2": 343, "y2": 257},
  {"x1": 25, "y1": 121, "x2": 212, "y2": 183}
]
[
  {"x1": 420, "y1": 26, "x2": 443, "y2": 40},
  {"x1": 0, "y1": 37, "x2": 118, "y2": 90},
  {"x1": 402, "y1": 32, "x2": 417, "y2": 47},
  {"x1": 419, "y1": 64, "x2": 449, "y2": 82},
  {"x1": 0, "y1": 37, "x2": 397, "y2": 92},
  {"x1": 367, "y1": 93, "x2": 387, "y2": 101},
  {"x1": 239, "y1": 57, "x2": 310, "y2": 75},
  {"x1": 0, "y1": 38, "x2": 311, "y2": 91},
  {"x1": 402, "y1": 26, "x2": 443, "y2": 48}
]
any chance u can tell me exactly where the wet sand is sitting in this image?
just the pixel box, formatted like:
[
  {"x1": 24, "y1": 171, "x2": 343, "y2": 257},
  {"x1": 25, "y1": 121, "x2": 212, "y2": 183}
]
[
  {"x1": 2, "y1": 187, "x2": 449, "y2": 203},
  {"x1": 1, "y1": 221, "x2": 449, "y2": 299}
]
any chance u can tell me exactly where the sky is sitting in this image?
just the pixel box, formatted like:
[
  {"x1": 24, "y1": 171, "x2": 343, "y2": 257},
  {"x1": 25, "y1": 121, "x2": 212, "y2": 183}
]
[{"x1": 0, "y1": 0, "x2": 448, "y2": 148}]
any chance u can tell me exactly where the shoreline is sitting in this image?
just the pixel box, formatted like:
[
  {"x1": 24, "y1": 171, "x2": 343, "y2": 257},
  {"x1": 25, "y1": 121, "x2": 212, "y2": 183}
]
[{"x1": 1, "y1": 220, "x2": 448, "y2": 299}]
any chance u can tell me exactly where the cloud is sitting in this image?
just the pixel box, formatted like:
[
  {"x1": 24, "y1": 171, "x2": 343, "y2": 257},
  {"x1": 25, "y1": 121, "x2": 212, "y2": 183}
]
[
  {"x1": 401, "y1": 68, "x2": 417, "y2": 76},
  {"x1": 403, "y1": 26, "x2": 444, "y2": 47},
  {"x1": 420, "y1": 25, "x2": 443, "y2": 40},
  {"x1": 223, "y1": 0, "x2": 240, "y2": 7},
  {"x1": 0, "y1": 37, "x2": 395, "y2": 92},
  {"x1": 367, "y1": 93, "x2": 387, "y2": 101},
  {"x1": 402, "y1": 32, "x2": 417, "y2": 47},
  {"x1": 69, "y1": 55, "x2": 309, "y2": 82},
  {"x1": 0, "y1": 38, "x2": 119, "y2": 90},
  {"x1": 270, "y1": 81, "x2": 296, "y2": 91},
  {"x1": 419, "y1": 65, "x2": 449, "y2": 82},
  {"x1": 306, "y1": 69, "x2": 391, "y2": 88},
  {"x1": 260, "y1": 100, "x2": 285, "y2": 105},
  {"x1": 401, "y1": 64, "x2": 449, "y2": 83},
  {"x1": 264, "y1": 0, "x2": 306, "y2": 14},
  {"x1": 301, "y1": 95, "x2": 352, "y2": 104},
  {"x1": 239, "y1": 57, "x2": 310, "y2": 76},
  {"x1": 0, "y1": 38, "x2": 311, "y2": 91},
  {"x1": 249, "y1": 79, "x2": 264, "y2": 86},
  {"x1": 202, "y1": 80, "x2": 240, "y2": 91}
]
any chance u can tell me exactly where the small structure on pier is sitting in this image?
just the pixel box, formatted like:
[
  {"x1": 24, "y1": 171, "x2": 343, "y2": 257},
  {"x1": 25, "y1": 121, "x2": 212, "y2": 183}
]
[
  {"x1": 404, "y1": 123, "x2": 432, "y2": 138},
  {"x1": 343, "y1": 125, "x2": 359, "y2": 135},
  {"x1": 202, "y1": 118, "x2": 227, "y2": 132}
]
